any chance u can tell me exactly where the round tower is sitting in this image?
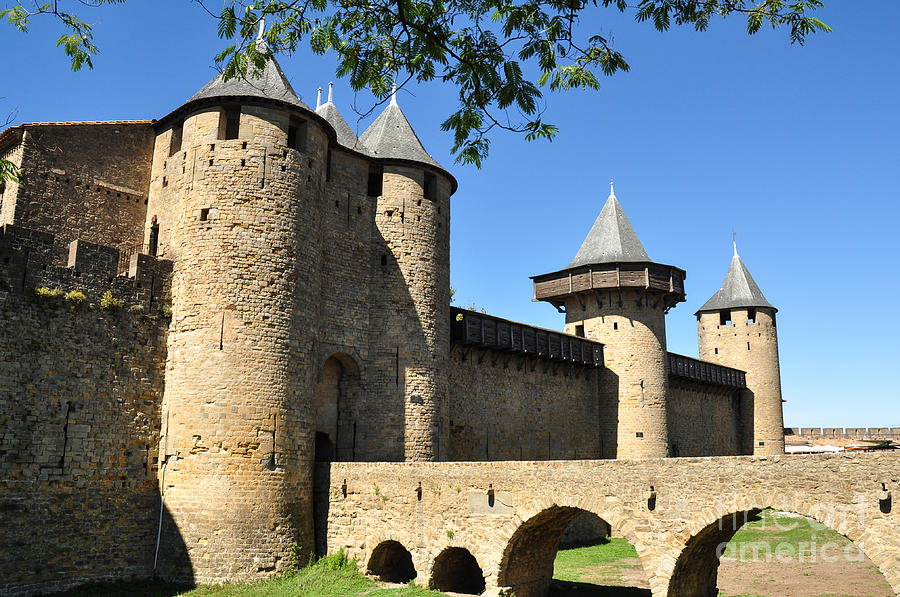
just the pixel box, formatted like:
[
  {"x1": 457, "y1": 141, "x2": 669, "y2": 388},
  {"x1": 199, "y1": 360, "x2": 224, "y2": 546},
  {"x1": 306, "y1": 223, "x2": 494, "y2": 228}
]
[
  {"x1": 148, "y1": 45, "x2": 328, "y2": 580},
  {"x1": 358, "y1": 86, "x2": 454, "y2": 461},
  {"x1": 696, "y1": 243, "x2": 784, "y2": 455},
  {"x1": 532, "y1": 183, "x2": 686, "y2": 459}
]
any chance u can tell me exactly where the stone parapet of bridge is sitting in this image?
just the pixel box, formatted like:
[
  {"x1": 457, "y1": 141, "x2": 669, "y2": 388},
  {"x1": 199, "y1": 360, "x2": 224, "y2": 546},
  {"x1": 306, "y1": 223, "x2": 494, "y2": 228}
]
[{"x1": 320, "y1": 453, "x2": 900, "y2": 597}]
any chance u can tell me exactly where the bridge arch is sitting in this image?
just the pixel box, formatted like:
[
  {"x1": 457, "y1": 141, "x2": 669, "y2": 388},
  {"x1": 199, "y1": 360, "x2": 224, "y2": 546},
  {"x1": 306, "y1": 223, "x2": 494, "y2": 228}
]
[
  {"x1": 668, "y1": 496, "x2": 899, "y2": 597},
  {"x1": 366, "y1": 540, "x2": 416, "y2": 583},
  {"x1": 497, "y1": 501, "x2": 652, "y2": 597},
  {"x1": 430, "y1": 546, "x2": 485, "y2": 594}
]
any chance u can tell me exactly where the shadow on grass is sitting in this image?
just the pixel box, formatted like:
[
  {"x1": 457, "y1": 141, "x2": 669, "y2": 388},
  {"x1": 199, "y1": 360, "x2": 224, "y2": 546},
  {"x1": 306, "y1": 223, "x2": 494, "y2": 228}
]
[
  {"x1": 549, "y1": 579, "x2": 652, "y2": 597},
  {"x1": 51, "y1": 580, "x2": 191, "y2": 597}
]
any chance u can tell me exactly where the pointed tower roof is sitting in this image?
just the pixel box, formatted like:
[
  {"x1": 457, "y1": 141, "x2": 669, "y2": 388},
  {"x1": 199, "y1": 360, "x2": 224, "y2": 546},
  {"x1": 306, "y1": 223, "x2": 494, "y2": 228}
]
[
  {"x1": 188, "y1": 41, "x2": 310, "y2": 110},
  {"x1": 531, "y1": 181, "x2": 686, "y2": 311},
  {"x1": 315, "y1": 82, "x2": 358, "y2": 148},
  {"x1": 358, "y1": 84, "x2": 441, "y2": 167},
  {"x1": 568, "y1": 182, "x2": 650, "y2": 267},
  {"x1": 696, "y1": 244, "x2": 776, "y2": 314}
]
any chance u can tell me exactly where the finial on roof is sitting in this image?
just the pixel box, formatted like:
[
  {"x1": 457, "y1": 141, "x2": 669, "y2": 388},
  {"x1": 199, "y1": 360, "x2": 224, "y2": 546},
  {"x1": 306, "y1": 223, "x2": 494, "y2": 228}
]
[
  {"x1": 316, "y1": 87, "x2": 322, "y2": 109},
  {"x1": 609, "y1": 180, "x2": 615, "y2": 199},
  {"x1": 257, "y1": 16, "x2": 266, "y2": 42},
  {"x1": 733, "y1": 231, "x2": 739, "y2": 257},
  {"x1": 390, "y1": 81, "x2": 398, "y2": 106},
  {"x1": 328, "y1": 81, "x2": 334, "y2": 104}
]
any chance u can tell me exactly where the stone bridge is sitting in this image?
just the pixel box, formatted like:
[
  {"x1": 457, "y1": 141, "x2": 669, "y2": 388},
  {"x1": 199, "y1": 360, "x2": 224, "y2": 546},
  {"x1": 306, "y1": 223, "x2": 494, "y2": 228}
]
[{"x1": 320, "y1": 452, "x2": 900, "y2": 596}]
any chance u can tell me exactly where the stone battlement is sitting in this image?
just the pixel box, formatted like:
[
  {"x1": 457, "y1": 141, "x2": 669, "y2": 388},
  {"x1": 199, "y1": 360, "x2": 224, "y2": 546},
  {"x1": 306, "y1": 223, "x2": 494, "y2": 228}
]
[
  {"x1": 786, "y1": 427, "x2": 900, "y2": 440},
  {"x1": 0, "y1": 224, "x2": 172, "y2": 311}
]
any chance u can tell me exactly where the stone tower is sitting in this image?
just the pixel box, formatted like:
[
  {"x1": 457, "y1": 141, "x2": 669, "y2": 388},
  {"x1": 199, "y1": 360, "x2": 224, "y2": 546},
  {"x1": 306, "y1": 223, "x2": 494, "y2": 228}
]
[
  {"x1": 532, "y1": 184, "x2": 686, "y2": 458},
  {"x1": 148, "y1": 44, "x2": 328, "y2": 580},
  {"x1": 696, "y1": 244, "x2": 784, "y2": 455},
  {"x1": 358, "y1": 87, "x2": 452, "y2": 461}
]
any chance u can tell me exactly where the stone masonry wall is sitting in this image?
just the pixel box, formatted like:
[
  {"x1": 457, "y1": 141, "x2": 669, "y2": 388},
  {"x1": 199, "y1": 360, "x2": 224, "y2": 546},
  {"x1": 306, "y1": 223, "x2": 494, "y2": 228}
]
[
  {"x1": 699, "y1": 308, "x2": 784, "y2": 455},
  {"x1": 323, "y1": 453, "x2": 900, "y2": 597},
  {"x1": 566, "y1": 288, "x2": 669, "y2": 459},
  {"x1": 0, "y1": 135, "x2": 24, "y2": 225},
  {"x1": 316, "y1": 149, "x2": 375, "y2": 460},
  {"x1": 367, "y1": 166, "x2": 451, "y2": 461},
  {"x1": 153, "y1": 103, "x2": 327, "y2": 582},
  {"x1": 9, "y1": 123, "x2": 154, "y2": 263},
  {"x1": 0, "y1": 229, "x2": 172, "y2": 596},
  {"x1": 447, "y1": 347, "x2": 605, "y2": 461},
  {"x1": 667, "y1": 380, "x2": 748, "y2": 457}
]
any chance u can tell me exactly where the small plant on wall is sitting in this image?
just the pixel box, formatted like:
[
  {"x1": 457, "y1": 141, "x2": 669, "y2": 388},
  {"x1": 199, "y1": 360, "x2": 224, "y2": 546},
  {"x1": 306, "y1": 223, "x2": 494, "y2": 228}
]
[
  {"x1": 33, "y1": 287, "x2": 63, "y2": 301},
  {"x1": 64, "y1": 290, "x2": 86, "y2": 310},
  {"x1": 100, "y1": 290, "x2": 122, "y2": 310}
]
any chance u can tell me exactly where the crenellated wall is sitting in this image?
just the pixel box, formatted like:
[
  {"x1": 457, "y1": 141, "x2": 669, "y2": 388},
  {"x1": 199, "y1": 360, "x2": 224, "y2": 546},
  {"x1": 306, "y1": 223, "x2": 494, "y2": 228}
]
[
  {"x1": 0, "y1": 225, "x2": 173, "y2": 597},
  {"x1": 0, "y1": 72, "x2": 809, "y2": 596}
]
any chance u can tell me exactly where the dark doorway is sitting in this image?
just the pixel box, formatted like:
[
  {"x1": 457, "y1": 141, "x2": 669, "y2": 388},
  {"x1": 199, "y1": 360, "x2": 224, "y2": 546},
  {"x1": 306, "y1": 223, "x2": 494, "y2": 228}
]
[
  {"x1": 367, "y1": 540, "x2": 417, "y2": 583},
  {"x1": 314, "y1": 432, "x2": 333, "y2": 463},
  {"x1": 431, "y1": 547, "x2": 485, "y2": 594}
]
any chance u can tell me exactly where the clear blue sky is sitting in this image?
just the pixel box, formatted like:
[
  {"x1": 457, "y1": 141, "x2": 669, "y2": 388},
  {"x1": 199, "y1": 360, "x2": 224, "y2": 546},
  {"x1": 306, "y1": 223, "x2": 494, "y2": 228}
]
[{"x1": 2, "y1": 2, "x2": 898, "y2": 428}]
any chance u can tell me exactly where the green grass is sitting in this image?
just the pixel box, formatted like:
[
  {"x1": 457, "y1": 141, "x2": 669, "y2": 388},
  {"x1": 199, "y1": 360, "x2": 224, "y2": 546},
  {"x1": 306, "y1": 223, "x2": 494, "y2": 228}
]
[
  {"x1": 723, "y1": 509, "x2": 851, "y2": 561},
  {"x1": 553, "y1": 538, "x2": 641, "y2": 584},
  {"x1": 57, "y1": 552, "x2": 446, "y2": 597}
]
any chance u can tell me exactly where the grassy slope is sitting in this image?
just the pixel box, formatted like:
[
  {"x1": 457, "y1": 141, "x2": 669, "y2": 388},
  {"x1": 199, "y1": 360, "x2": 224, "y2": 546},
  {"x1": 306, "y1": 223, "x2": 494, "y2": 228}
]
[{"x1": 57, "y1": 552, "x2": 446, "y2": 597}]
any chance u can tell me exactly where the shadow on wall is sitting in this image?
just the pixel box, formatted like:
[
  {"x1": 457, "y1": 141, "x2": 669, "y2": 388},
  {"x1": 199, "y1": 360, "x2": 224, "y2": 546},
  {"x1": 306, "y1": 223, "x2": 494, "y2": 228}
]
[
  {"x1": 0, "y1": 485, "x2": 194, "y2": 595},
  {"x1": 155, "y1": 497, "x2": 198, "y2": 585},
  {"x1": 314, "y1": 462, "x2": 332, "y2": 558},
  {"x1": 598, "y1": 368, "x2": 619, "y2": 460}
]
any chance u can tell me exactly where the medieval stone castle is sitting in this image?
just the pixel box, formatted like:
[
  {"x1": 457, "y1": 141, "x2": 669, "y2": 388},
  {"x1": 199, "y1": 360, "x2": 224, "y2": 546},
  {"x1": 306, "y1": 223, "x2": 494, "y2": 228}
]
[{"x1": 0, "y1": 44, "x2": 786, "y2": 594}]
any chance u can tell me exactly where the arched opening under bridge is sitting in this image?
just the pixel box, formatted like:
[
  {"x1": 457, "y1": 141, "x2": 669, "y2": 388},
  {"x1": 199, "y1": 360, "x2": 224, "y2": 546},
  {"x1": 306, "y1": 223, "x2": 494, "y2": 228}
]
[
  {"x1": 366, "y1": 540, "x2": 417, "y2": 583},
  {"x1": 430, "y1": 547, "x2": 485, "y2": 594},
  {"x1": 499, "y1": 506, "x2": 650, "y2": 597},
  {"x1": 668, "y1": 508, "x2": 895, "y2": 597}
]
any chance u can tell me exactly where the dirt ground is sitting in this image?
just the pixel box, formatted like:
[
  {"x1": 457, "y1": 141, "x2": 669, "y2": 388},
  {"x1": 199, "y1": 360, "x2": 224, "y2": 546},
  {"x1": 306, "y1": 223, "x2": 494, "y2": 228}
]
[
  {"x1": 548, "y1": 555, "x2": 894, "y2": 597},
  {"x1": 716, "y1": 557, "x2": 895, "y2": 597}
]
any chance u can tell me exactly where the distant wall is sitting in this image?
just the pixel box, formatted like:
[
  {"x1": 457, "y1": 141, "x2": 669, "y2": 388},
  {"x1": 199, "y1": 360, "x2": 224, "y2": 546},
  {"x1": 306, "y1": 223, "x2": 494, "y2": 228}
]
[
  {"x1": 11, "y1": 123, "x2": 154, "y2": 262},
  {"x1": 0, "y1": 225, "x2": 173, "y2": 596},
  {"x1": 786, "y1": 427, "x2": 900, "y2": 440},
  {"x1": 447, "y1": 347, "x2": 607, "y2": 461},
  {"x1": 667, "y1": 379, "x2": 750, "y2": 457}
]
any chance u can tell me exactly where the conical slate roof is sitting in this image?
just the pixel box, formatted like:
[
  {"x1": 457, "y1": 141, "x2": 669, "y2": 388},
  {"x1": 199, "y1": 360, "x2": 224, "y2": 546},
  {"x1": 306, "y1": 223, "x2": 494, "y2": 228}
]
[
  {"x1": 315, "y1": 84, "x2": 358, "y2": 148},
  {"x1": 696, "y1": 245, "x2": 776, "y2": 313},
  {"x1": 189, "y1": 41, "x2": 310, "y2": 110},
  {"x1": 359, "y1": 91, "x2": 440, "y2": 167},
  {"x1": 568, "y1": 183, "x2": 650, "y2": 268}
]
